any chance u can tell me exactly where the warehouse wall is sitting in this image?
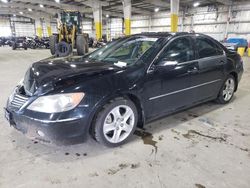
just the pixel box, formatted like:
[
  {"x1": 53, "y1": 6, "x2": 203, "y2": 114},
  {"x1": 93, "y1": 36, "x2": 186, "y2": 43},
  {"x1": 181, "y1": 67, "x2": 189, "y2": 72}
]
[
  {"x1": 1, "y1": 2, "x2": 250, "y2": 41},
  {"x1": 11, "y1": 17, "x2": 35, "y2": 37},
  {"x1": 82, "y1": 20, "x2": 94, "y2": 37},
  {"x1": 0, "y1": 16, "x2": 94, "y2": 38},
  {"x1": 128, "y1": 2, "x2": 250, "y2": 41},
  {"x1": 0, "y1": 16, "x2": 11, "y2": 37},
  {"x1": 110, "y1": 18, "x2": 123, "y2": 39}
]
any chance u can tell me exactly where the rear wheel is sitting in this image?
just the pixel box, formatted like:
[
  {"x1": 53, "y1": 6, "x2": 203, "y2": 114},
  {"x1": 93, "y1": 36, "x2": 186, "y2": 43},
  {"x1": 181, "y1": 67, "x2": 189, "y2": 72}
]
[
  {"x1": 76, "y1": 35, "x2": 86, "y2": 56},
  {"x1": 12, "y1": 44, "x2": 16, "y2": 50},
  {"x1": 93, "y1": 98, "x2": 138, "y2": 147},
  {"x1": 216, "y1": 75, "x2": 236, "y2": 104},
  {"x1": 49, "y1": 35, "x2": 57, "y2": 55},
  {"x1": 56, "y1": 41, "x2": 72, "y2": 57}
]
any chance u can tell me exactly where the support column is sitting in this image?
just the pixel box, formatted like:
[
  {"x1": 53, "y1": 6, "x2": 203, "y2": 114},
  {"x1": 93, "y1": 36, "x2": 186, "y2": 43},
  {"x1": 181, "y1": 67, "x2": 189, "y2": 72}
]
[
  {"x1": 35, "y1": 19, "x2": 43, "y2": 38},
  {"x1": 181, "y1": 10, "x2": 185, "y2": 32},
  {"x1": 123, "y1": 0, "x2": 131, "y2": 35},
  {"x1": 148, "y1": 16, "x2": 152, "y2": 32},
  {"x1": 170, "y1": 0, "x2": 179, "y2": 32},
  {"x1": 225, "y1": 5, "x2": 232, "y2": 40},
  {"x1": 45, "y1": 20, "x2": 52, "y2": 37},
  {"x1": 106, "y1": 18, "x2": 111, "y2": 41},
  {"x1": 93, "y1": 4, "x2": 102, "y2": 40}
]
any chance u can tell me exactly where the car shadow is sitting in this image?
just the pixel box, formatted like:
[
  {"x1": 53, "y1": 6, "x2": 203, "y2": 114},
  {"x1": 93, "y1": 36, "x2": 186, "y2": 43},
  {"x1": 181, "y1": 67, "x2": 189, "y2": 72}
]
[{"x1": 8, "y1": 92, "x2": 245, "y2": 163}]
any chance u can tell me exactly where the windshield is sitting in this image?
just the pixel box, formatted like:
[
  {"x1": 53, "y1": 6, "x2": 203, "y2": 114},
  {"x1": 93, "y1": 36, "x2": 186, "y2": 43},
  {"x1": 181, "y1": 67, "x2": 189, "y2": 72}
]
[
  {"x1": 61, "y1": 12, "x2": 79, "y2": 26},
  {"x1": 85, "y1": 37, "x2": 160, "y2": 67}
]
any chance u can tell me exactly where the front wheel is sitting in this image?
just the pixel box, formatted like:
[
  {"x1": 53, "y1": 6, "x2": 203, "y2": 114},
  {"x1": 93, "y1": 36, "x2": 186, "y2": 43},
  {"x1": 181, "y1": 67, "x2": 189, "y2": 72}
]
[
  {"x1": 93, "y1": 98, "x2": 138, "y2": 147},
  {"x1": 216, "y1": 75, "x2": 236, "y2": 104}
]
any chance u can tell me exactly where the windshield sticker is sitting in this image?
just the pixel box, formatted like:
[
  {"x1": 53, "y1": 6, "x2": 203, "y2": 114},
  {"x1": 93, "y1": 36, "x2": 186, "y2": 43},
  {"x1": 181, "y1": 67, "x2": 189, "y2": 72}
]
[{"x1": 114, "y1": 61, "x2": 127, "y2": 68}]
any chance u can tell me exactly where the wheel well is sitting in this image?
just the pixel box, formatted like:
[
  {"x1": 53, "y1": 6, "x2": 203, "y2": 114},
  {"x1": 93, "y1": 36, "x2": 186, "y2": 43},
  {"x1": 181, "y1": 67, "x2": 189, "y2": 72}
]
[
  {"x1": 124, "y1": 94, "x2": 144, "y2": 128},
  {"x1": 88, "y1": 94, "x2": 145, "y2": 137},
  {"x1": 229, "y1": 71, "x2": 238, "y2": 91}
]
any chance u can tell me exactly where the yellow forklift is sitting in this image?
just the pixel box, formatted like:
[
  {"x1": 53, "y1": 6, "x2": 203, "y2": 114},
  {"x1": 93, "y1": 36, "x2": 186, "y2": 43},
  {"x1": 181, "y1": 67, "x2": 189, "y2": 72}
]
[{"x1": 50, "y1": 11, "x2": 89, "y2": 57}]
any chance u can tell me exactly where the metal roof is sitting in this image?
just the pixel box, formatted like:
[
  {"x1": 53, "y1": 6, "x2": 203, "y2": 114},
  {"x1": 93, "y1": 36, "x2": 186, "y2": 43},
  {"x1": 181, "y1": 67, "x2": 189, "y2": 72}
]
[{"x1": 0, "y1": 0, "x2": 249, "y2": 20}]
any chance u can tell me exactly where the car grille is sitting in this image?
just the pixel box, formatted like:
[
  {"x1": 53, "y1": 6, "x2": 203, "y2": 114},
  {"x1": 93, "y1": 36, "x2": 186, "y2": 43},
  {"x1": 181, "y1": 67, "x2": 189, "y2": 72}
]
[{"x1": 9, "y1": 93, "x2": 29, "y2": 109}]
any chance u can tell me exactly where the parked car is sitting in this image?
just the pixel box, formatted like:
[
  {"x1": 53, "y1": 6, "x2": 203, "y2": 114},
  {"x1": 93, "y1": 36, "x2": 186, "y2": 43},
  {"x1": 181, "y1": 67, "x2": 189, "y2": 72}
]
[
  {"x1": 5, "y1": 32, "x2": 243, "y2": 147},
  {"x1": 26, "y1": 36, "x2": 50, "y2": 49},
  {"x1": 26, "y1": 37, "x2": 37, "y2": 49},
  {"x1": 12, "y1": 37, "x2": 27, "y2": 50},
  {"x1": 222, "y1": 38, "x2": 248, "y2": 51},
  {"x1": 5, "y1": 37, "x2": 14, "y2": 47},
  {"x1": 34, "y1": 36, "x2": 50, "y2": 49},
  {"x1": 0, "y1": 37, "x2": 14, "y2": 47},
  {"x1": 0, "y1": 37, "x2": 3, "y2": 46}
]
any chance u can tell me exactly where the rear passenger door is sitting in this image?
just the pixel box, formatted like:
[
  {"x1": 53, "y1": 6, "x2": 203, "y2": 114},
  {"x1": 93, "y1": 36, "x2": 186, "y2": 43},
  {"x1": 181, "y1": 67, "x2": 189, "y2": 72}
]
[{"x1": 193, "y1": 36, "x2": 226, "y2": 101}]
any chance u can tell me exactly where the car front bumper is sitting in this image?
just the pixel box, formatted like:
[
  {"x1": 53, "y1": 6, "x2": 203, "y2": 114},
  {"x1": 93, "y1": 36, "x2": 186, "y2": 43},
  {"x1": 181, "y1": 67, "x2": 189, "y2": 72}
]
[
  {"x1": 4, "y1": 107, "x2": 90, "y2": 145},
  {"x1": 15, "y1": 43, "x2": 26, "y2": 48}
]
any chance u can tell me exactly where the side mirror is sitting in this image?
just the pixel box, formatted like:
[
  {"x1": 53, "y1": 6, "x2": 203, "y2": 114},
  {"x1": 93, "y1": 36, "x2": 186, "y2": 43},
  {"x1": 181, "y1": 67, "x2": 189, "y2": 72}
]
[
  {"x1": 154, "y1": 59, "x2": 178, "y2": 72},
  {"x1": 148, "y1": 58, "x2": 178, "y2": 73},
  {"x1": 158, "y1": 60, "x2": 178, "y2": 67}
]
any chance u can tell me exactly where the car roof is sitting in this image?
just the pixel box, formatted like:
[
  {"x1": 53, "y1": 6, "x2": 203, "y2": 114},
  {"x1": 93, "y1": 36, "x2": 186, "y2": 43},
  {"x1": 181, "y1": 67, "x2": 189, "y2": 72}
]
[
  {"x1": 132, "y1": 32, "x2": 208, "y2": 38},
  {"x1": 227, "y1": 38, "x2": 247, "y2": 41},
  {"x1": 131, "y1": 32, "x2": 227, "y2": 50}
]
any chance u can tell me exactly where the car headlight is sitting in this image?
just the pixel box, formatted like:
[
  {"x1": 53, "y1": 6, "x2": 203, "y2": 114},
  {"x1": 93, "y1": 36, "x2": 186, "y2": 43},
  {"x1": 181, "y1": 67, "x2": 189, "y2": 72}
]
[{"x1": 27, "y1": 93, "x2": 85, "y2": 113}]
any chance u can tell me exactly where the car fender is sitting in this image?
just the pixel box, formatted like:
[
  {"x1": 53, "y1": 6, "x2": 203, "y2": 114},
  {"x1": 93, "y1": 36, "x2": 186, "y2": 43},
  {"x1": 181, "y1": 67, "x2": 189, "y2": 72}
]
[{"x1": 87, "y1": 89, "x2": 146, "y2": 131}]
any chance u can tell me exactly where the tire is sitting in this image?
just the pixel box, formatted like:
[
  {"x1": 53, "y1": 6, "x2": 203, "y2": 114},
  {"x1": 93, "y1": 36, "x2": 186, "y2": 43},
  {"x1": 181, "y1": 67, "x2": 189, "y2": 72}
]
[
  {"x1": 76, "y1": 35, "x2": 86, "y2": 56},
  {"x1": 49, "y1": 35, "x2": 57, "y2": 55},
  {"x1": 85, "y1": 41, "x2": 89, "y2": 53},
  {"x1": 55, "y1": 42, "x2": 72, "y2": 57},
  {"x1": 93, "y1": 98, "x2": 138, "y2": 147},
  {"x1": 216, "y1": 75, "x2": 236, "y2": 104},
  {"x1": 31, "y1": 44, "x2": 36, "y2": 49},
  {"x1": 12, "y1": 44, "x2": 16, "y2": 50}
]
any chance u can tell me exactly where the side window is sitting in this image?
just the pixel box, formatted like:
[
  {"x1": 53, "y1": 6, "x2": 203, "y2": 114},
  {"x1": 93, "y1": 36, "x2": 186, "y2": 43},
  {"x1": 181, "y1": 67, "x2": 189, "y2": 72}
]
[
  {"x1": 156, "y1": 37, "x2": 195, "y2": 64},
  {"x1": 196, "y1": 37, "x2": 224, "y2": 58},
  {"x1": 216, "y1": 43, "x2": 224, "y2": 55},
  {"x1": 136, "y1": 41, "x2": 155, "y2": 58}
]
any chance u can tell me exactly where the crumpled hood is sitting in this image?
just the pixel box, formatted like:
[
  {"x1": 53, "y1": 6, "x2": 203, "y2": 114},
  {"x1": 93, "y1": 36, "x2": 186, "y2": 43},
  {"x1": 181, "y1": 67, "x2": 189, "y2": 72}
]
[{"x1": 23, "y1": 57, "x2": 120, "y2": 96}]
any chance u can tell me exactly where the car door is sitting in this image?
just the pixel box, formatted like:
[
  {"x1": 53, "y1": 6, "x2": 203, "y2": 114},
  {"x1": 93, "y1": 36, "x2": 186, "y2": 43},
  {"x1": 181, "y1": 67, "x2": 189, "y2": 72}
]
[
  {"x1": 191, "y1": 36, "x2": 226, "y2": 102},
  {"x1": 143, "y1": 36, "x2": 198, "y2": 119}
]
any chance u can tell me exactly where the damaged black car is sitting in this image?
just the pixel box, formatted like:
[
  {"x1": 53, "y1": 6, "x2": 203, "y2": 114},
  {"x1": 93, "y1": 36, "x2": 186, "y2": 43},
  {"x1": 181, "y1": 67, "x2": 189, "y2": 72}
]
[{"x1": 5, "y1": 32, "x2": 243, "y2": 147}]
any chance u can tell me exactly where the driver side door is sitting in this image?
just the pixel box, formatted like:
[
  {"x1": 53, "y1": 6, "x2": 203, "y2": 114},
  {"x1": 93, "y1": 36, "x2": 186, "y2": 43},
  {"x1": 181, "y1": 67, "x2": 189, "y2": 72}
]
[{"x1": 144, "y1": 36, "x2": 198, "y2": 119}]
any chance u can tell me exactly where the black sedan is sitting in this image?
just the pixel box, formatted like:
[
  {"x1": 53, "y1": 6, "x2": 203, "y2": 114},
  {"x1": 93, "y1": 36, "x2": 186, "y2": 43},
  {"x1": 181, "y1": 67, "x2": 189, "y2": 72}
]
[
  {"x1": 5, "y1": 32, "x2": 243, "y2": 147},
  {"x1": 12, "y1": 37, "x2": 28, "y2": 50}
]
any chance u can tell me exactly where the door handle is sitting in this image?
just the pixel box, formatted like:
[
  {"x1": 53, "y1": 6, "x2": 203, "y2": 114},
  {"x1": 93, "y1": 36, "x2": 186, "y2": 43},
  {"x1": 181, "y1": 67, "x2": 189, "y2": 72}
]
[{"x1": 187, "y1": 66, "x2": 198, "y2": 74}]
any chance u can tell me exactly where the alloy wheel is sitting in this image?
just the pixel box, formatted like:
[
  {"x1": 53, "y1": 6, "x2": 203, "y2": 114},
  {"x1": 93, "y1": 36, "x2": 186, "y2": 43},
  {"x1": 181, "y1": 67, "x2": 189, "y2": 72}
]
[
  {"x1": 222, "y1": 78, "x2": 235, "y2": 101},
  {"x1": 103, "y1": 105, "x2": 135, "y2": 143}
]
